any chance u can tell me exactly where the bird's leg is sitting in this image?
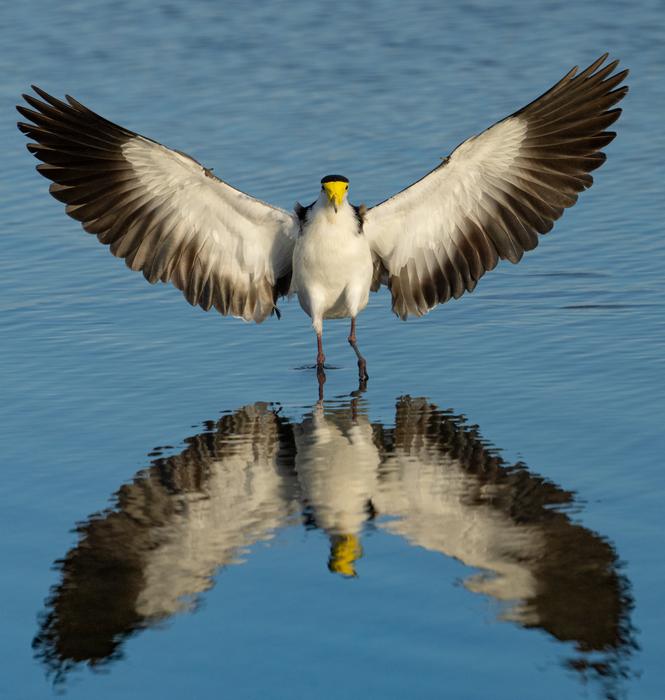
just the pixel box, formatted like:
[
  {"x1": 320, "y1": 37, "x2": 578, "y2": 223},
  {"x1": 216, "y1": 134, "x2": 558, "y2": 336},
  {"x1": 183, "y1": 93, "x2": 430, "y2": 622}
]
[
  {"x1": 348, "y1": 317, "x2": 369, "y2": 383},
  {"x1": 316, "y1": 331, "x2": 326, "y2": 369}
]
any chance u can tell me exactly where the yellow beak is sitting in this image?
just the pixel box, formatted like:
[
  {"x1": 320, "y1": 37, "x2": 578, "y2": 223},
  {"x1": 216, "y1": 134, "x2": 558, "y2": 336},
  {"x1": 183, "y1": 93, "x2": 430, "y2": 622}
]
[{"x1": 323, "y1": 181, "x2": 347, "y2": 211}]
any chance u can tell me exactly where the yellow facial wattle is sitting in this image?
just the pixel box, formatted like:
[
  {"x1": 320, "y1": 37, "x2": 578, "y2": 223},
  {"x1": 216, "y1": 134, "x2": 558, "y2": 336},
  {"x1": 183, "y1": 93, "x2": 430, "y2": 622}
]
[{"x1": 323, "y1": 181, "x2": 348, "y2": 209}]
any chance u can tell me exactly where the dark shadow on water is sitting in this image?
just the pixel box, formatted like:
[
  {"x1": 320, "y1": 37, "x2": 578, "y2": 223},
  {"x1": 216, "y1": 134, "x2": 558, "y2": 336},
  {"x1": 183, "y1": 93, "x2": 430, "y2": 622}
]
[{"x1": 33, "y1": 385, "x2": 637, "y2": 699}]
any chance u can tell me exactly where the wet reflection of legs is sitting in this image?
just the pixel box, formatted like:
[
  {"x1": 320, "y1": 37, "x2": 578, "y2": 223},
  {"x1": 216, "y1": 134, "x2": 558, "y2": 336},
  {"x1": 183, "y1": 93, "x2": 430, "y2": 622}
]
[{"x1": 317, "y1": 365, "x2": 326, "y2": 401}]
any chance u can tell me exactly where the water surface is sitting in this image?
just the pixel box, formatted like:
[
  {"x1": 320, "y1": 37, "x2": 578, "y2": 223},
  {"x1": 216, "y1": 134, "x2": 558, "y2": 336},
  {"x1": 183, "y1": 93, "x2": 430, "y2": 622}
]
[{"x1": 1, "y1": 2, "x2": 664, "y2": 699}]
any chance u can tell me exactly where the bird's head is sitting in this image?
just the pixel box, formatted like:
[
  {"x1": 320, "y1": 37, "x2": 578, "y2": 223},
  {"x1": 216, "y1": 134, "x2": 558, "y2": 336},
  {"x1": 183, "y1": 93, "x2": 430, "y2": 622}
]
[{"x1": 320, "y1": 174, "x2": 349, "y2": 213}]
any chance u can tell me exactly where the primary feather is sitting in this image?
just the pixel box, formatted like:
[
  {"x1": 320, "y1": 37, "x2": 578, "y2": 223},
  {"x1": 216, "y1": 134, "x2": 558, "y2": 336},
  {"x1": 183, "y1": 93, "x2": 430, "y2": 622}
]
[
  {"x1": 17, "y1": 87, "x2": 296, "y2": 322},
  {"x1": 364, "y1": 53, "x2": 628, "y2": 319}
]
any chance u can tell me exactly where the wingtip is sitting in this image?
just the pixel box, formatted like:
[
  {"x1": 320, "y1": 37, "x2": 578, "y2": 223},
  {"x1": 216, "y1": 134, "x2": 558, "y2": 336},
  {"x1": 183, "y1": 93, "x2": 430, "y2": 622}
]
[
  {"x1": 29, "y1": 85, "x2": 69, "y2": 110},
  {"x1": 17, "y1": 94, "x2": 37, "y2": 115}
]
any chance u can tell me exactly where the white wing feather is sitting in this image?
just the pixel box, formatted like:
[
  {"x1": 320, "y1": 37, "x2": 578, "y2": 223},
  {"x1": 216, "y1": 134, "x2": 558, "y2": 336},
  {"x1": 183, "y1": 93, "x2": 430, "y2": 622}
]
[
  {"x1": 18, "y1": 88, "x2": 297, "y2": 322},
  {"x1": 364, "y1": 55, "x2": 628, "y2": 319}
]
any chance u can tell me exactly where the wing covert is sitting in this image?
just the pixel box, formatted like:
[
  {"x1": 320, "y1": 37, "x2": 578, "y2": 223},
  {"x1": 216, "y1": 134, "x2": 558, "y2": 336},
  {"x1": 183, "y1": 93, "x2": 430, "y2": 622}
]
[
  {"x1": 364, "y1": 54, "x2": 628, "y2": 319},
  {"x1": 17, "y1": 87, "x2": 297, "y2": 322}
]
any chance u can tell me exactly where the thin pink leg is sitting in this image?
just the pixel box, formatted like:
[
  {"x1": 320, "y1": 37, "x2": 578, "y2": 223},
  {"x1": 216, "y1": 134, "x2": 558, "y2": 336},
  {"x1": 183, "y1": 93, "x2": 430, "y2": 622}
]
[
  {"x1": 348, "y1": 317, "x2": 369, "y2": 382},
  {"x1": 316, "y1": 332, "x2": 325, "y2": 369}
]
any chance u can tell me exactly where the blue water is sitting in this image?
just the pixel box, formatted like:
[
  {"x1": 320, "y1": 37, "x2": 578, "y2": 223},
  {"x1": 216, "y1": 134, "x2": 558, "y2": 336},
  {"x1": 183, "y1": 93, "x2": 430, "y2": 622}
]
[{"x1": 2, "y1": 1, "x2": 664, "y2": 698}]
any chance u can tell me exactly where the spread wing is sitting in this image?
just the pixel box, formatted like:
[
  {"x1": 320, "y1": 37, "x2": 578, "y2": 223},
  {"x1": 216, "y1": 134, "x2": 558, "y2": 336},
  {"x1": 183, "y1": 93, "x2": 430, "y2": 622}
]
[
  {"x1": 364, "y1": 54, "x2": 629, "y2": 319},
  {"x1": 17, "y1": 88, "x2": 297, "y2": 322}
]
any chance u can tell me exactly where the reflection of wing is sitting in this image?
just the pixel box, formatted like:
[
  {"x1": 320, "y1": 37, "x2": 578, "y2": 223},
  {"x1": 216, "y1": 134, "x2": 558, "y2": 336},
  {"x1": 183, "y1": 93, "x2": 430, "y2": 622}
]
[
  {"x1": 375, "y1": 397, "x2": 546, "y2": 603},
  {"x1": 33, "y1": 404, "x2": 298, "y2": 678},
  {"x1": 374, "y1": 397, "x2": 633, "y2": 664},
  {"x1": 17, "y1": 89, "x2": 296, "y2": 321}
]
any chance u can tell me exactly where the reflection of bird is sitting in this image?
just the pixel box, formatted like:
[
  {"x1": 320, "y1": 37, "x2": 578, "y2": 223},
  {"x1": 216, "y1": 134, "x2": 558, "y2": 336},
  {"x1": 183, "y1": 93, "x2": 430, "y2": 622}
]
[
  {"x1": 34, "y1": 394, "x2": 634, "y2": 695},
  {"x1": 18, "y1": 55, "x2": 627, "y2": 375},
  {"x1": 294, "y1": 400, "x2": 379, "y2": 577}
]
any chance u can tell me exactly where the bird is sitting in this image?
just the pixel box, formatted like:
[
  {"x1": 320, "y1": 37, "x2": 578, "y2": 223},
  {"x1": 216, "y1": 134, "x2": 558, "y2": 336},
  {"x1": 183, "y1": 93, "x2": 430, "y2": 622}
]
[{"x1": 17, "y1": 54, "x2": 628, "y2": 380}]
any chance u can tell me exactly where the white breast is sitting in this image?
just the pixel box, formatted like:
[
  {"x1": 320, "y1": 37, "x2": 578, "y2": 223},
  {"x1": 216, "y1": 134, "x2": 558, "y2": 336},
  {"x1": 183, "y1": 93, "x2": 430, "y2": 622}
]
[{"x1": 292, "y1": 199, "x2": 373, "y2": 330}]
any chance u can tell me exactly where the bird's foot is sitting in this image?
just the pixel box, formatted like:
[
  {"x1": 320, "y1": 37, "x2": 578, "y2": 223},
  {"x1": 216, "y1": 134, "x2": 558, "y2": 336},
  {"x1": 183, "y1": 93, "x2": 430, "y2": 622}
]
[{"x1": 358, "y1": 358, "x2": 369, "y2": 382}]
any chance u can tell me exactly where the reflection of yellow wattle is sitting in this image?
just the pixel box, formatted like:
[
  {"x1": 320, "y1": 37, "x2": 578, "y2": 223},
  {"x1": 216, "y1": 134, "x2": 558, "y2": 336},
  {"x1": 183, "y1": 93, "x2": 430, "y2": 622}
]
[{"x1": 328, "y1": 534, "x2": 363, "y2": 577}]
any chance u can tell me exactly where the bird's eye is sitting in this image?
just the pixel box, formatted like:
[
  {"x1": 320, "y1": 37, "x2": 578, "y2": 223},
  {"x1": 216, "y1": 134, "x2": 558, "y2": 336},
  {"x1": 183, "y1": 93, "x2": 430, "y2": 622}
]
[{"x1": 345, "y1": 185, "x2": 348, "y2": 190}]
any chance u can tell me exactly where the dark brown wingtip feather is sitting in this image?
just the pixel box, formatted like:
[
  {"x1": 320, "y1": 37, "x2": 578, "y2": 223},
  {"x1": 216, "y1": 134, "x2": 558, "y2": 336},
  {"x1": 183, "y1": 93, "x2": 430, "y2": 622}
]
[
  {"x1": 16, "y1": 120, "x2": 34, "y2": 136},
  {"x1": 577, "y1": 53, "x2": 611, "y2": 79},
  {"x1": 30, "y1": 85, "x2": 72, "y2": 111}
]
